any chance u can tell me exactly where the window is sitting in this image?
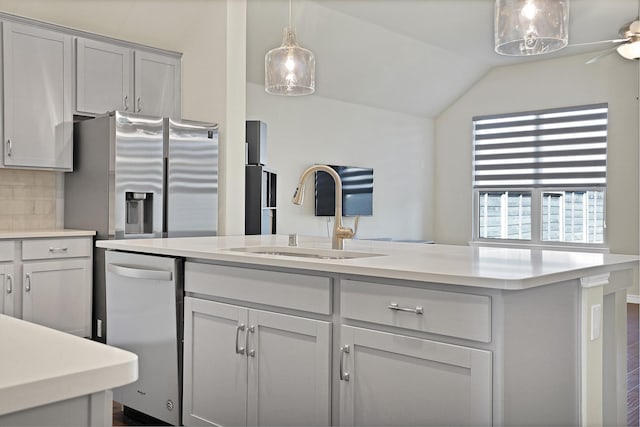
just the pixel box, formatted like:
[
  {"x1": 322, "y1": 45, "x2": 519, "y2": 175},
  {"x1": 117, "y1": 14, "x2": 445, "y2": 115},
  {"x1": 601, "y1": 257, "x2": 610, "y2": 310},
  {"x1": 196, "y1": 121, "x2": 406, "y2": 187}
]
[{"x1": 473, "y1": 104, "x2": 607, "y2": 246}]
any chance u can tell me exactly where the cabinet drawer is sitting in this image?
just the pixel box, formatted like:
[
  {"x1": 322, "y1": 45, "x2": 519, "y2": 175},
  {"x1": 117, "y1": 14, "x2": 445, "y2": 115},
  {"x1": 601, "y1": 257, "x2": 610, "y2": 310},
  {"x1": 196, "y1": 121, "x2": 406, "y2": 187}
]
[
  {"x1": 185, "y1": 262, "x2": 331, "y2": 315},
  {"x1": 341, "y1": 280, "x2": 491, "y2": 342},
  {"x1": 0, "y1": 241, "x2": 14, "y2": 261},
  {"x1": 22, "y1": 237, "x2": 91, "y2": 260}
]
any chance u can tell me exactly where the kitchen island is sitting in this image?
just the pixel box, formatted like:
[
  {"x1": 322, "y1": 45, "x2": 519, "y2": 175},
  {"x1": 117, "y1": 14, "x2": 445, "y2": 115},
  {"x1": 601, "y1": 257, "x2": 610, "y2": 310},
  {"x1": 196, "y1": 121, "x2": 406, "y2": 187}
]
[
  {"x1": 0, "y1": 314, "x2": 137, "y2": 426},
  {"x1": 97, "y1": 235, "x2": 639, "y2": 426}
]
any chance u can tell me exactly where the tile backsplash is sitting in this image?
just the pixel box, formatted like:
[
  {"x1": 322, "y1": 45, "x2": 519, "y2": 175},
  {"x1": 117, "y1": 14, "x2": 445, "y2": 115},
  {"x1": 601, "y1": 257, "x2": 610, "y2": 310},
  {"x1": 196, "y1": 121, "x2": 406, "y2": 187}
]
[{"x1": 0, "y1": 169, "x2": 58, "y2": 231}]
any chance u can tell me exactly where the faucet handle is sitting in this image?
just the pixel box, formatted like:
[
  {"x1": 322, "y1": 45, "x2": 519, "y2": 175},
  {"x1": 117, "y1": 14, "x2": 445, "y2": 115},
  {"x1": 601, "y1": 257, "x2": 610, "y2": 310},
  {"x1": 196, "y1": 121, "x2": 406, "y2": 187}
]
[{"x1": 352, "y1": 216, "x2": 360, "y2": 237}]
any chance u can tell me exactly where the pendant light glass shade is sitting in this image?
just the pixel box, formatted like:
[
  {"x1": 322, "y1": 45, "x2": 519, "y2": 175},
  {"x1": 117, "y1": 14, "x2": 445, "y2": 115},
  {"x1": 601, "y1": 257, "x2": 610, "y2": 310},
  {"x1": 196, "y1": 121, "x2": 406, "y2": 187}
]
[
  {"x1": 265, "y1": 27, "x2": 316, "y2": 96},
  {"x1": 495, "y1": 0, "x2": 569, "y2": 56}
]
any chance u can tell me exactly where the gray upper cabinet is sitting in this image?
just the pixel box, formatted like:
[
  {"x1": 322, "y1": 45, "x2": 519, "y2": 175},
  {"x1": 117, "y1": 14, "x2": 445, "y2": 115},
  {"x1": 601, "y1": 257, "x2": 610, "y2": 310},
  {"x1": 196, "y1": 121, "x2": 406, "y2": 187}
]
[
  {"x1": 75, "y1": 38, "x2": 133, "y2": 115},
  {"x1": 3, "y1": 22, "x2": 72, "y2": 171},
  {"x1": 75, "y1": 38, "x2": 181, "y2": 118},
  {"x1": 134, "y1": 50, "x2": 181, "y2": 118}
]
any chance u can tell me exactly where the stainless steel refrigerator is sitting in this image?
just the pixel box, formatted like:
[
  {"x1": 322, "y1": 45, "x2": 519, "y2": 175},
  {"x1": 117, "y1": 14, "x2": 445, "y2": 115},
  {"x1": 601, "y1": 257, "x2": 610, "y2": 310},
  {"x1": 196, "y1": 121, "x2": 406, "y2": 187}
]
[{"x1": 65, "y1": 110, "x2": 218, "y2": 342}]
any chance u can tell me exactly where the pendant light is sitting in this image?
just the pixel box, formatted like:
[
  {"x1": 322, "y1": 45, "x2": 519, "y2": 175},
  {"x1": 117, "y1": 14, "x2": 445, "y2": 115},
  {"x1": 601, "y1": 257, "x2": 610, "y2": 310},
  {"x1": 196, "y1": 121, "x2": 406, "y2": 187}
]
[
  {"x1": 265, "y1": 0, "x2": 315, "y2": 96},
  {"x1": 495, "y1": 0, "x2": 569, "y2": 56}
]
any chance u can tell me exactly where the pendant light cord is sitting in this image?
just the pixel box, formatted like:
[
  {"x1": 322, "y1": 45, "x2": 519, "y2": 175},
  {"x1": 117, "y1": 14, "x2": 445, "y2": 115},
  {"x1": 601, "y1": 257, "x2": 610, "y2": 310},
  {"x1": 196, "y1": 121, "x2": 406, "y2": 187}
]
[{"x1": 289, "y1": 0, "x2": 292, "y2": 29}]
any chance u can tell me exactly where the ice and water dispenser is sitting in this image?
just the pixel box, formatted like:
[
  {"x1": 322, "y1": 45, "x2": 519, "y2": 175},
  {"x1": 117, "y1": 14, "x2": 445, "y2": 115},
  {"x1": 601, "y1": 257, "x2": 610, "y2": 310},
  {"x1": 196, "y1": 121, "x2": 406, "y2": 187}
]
[{"x1": 125, "y1": 192, "x2": 154, "y2": 235}]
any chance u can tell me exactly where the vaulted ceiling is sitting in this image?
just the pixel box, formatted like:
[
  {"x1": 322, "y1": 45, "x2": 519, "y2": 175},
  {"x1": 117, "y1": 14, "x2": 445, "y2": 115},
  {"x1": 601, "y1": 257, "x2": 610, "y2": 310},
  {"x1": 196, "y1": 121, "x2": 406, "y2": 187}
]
[{"x1": 246, "y1": 0, "x2": 639, "y2": 117}]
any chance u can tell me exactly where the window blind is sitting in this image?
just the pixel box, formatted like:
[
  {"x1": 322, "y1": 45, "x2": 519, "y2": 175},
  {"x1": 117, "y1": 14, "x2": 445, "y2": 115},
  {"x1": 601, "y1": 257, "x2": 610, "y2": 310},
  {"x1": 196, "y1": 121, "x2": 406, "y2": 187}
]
[{"x1": 473, "y1": 103, "x2": 608, "y2": 189}]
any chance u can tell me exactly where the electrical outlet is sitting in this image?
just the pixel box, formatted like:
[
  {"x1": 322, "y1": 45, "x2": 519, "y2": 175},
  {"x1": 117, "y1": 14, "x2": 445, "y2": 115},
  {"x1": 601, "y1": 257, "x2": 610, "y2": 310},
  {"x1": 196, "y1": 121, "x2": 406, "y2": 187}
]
[{"x1": 97, "y1": 319, "x2": 103, "y2": 338}]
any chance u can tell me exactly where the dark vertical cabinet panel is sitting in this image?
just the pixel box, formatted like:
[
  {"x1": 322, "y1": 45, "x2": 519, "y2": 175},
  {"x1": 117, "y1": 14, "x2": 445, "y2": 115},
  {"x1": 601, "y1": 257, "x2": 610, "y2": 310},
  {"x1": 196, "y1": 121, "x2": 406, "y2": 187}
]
[{"x1": 245, "y1": 165, "x2": 277, "y2": 235}]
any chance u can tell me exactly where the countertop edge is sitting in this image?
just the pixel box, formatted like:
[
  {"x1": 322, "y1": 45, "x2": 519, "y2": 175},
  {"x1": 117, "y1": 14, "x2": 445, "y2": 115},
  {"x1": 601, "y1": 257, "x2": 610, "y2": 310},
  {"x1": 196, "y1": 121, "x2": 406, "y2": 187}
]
[
  {"x1": 0, "y1": 315, "x2": 138, "y2": 417},
  {"x1": 96, "y1": 237, "x2": 640, "y2": 290},
  {"x1": 0, "y1": 229, "x2": 96, "y2": 239}
]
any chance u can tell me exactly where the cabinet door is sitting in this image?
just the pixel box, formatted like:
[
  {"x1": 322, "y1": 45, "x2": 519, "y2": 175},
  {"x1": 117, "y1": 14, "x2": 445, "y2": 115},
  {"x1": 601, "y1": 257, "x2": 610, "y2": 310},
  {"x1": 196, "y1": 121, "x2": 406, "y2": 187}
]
[
  {"x1": 339, "y1": 325, "x2": 492, "y2": 426},
  {"x1": 22, "y1": 259, "x2": 91, "y2": 337},
  {"x1": 3, "y1": 22, "x2": 72, "y2": 170},
  {"x1": 0, "y1": 263, "x2": 15, "y2": 317},
  {"x1": 183, "y1": 297, "x2": 249, "y2": 426},
  {"x1": 75, "y1": 38, "x2": 133, "y2": 115},
  {"x1": 247, "y1": 309, "x2": 331, "y2": 426},
  {"x1": 134, "y1": 50, "x2": 181, "y2": 117}
]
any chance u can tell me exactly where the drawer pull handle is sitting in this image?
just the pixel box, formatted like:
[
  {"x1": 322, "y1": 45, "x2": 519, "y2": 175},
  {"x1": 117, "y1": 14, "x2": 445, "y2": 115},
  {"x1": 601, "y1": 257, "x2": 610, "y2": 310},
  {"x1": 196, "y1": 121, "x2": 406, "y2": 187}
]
[
  {"x1": 6, "y1": 275, "x2": 11, "y2": 294},
  {"x1": 49, "y1": 247, "x2": 68, "y2": 253},
  {"x1": 6, "y1": 139, "x2": 11, "y2": 157},
  {"x1": 235, "y1": 324, "x2": 245, "y2": 355},
  {"x1": 388, "y1": 302, "x2": 424, "y2": 315},
  {"x1": 339, "y1": 344, "x2": 350, "y2": 381},
  {"x1": 25, "y1": 273, "x2": 31, "y2": 292}
]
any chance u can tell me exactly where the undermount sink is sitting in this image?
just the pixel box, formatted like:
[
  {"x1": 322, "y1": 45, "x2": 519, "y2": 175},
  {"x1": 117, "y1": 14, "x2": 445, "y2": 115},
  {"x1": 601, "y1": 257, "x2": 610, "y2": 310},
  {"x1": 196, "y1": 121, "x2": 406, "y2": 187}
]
[{"x1": 227, "y1": 246, "x2": 383, "y2": 260}]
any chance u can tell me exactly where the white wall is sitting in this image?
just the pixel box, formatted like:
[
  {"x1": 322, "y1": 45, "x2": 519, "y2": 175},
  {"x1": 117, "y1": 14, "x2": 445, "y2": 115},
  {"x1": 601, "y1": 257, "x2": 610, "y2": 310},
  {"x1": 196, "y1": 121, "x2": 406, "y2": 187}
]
[
  {"x1": 434, "y1": 53, "x2": 639, "y2": 294},
  {"x1": 0, "y1": 0, "x2": 247, "y2": 235},
  {"x1": 247, "y1": 82, "x2": 434, "y2": 241}
]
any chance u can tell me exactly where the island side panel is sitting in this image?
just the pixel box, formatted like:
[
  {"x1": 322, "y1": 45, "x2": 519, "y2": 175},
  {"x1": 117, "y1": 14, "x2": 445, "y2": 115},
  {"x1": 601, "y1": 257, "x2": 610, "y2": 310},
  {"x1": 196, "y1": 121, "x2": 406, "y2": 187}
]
[
  {"x1": 0, "y1": 391, "x2": 112, "y2": 427},
  {"x1": 500, "y1": 279, "x2": 580, "y2": 426}
]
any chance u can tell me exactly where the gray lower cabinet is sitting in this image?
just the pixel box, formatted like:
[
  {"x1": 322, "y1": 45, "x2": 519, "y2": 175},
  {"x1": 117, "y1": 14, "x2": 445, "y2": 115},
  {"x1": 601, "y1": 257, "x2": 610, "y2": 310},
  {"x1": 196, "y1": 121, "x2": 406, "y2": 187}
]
[
  {"x1": 338, "y1": 325, "x2": 492, "y2": 426},
  {"x1": 22, "y1": 259, "x2": 92, "y2": 337},
  {"x1": 0, "y1": 263, "x2": 15, "y2": 316},
  {"x1": 2, "y1": 21, "x2": 72, "y2": 170},
  {"x1": 183, "y1": 296, "x2": 331, "y2": 426},
  {"x1": 0, "y1": 240, "x2": 14, "y2": 317}
]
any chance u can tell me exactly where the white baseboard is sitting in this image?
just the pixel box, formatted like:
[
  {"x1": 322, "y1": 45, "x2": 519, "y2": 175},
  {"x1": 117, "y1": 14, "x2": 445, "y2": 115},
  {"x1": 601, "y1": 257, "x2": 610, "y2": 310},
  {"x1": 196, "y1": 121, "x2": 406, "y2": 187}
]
[{"x1": 627, "y1": 294, "x2": 640, "y2": 304}]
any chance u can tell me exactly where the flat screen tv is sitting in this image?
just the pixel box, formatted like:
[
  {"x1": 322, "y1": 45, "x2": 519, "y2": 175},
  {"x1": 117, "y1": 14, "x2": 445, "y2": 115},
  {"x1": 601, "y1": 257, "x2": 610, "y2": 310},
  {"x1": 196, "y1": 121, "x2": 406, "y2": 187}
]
[{"x1": 315, "y1": 165, "x2": 373, "y2": 216}]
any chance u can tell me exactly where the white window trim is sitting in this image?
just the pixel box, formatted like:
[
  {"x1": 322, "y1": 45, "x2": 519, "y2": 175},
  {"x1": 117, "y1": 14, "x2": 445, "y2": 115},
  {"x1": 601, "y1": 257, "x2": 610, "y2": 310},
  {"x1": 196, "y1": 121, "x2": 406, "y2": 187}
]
[{"x1": 472, "y1": 187, "x2": 608, "y2": 250}]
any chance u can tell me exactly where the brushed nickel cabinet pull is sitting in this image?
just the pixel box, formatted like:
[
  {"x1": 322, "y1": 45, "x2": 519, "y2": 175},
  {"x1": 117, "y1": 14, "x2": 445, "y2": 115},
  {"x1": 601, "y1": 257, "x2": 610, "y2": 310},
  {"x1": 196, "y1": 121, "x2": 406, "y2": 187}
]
[
  {"x1": 388, "y1": 302, "x2": 424, "y2": 315},
  {"x1": 247, "y1": 325, "x2": 256, "y2": 357},
  {"x1": 235, "y1": 324, "x2": 245, "y2": 355},
  {"x1": 339, "y1": 344, "x2": 350, "y2": 381}
]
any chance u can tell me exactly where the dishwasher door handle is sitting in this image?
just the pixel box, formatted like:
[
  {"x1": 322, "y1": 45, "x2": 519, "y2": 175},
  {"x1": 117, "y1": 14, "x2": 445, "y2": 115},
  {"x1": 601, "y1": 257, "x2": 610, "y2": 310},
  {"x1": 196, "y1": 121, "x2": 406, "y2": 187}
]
[{"x1": 107, "y1": 263, "x2": 173, "y2": 281}]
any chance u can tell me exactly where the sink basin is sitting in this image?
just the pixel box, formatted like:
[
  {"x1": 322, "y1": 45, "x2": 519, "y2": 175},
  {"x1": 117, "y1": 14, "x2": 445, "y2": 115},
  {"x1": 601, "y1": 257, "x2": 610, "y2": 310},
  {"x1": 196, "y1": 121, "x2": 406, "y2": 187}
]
[{"x1": 227, "y1": 246, "x2": 383, "y2": 260}]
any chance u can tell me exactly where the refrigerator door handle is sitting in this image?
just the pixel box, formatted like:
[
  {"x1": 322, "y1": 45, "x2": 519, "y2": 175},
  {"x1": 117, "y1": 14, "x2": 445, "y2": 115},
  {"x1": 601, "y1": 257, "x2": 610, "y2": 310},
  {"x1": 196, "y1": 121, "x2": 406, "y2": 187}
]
[{"x1": 107, "y1": 263, "x2": 173, "y2": 281}]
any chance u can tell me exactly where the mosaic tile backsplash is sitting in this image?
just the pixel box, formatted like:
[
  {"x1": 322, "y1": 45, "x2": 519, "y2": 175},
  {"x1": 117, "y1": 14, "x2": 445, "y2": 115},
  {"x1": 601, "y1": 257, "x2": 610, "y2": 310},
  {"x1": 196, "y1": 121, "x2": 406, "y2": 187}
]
[{"x1": 0, "y1": 169, "x2": 57, "y2": 231}]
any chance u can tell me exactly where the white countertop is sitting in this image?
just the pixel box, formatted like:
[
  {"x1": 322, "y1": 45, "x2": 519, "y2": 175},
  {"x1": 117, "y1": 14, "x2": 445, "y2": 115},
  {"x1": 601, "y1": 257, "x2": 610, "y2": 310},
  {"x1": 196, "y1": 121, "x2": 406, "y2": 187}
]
[
  {"x1": 0, "y1": 315, "x2": 137, "y2": 416},
  {"x1": 0, "y1": 229, "x2": 96, "y2": 239},
  {"x1": 96, "y1": 235, "x2": 639, "y2": 290}
]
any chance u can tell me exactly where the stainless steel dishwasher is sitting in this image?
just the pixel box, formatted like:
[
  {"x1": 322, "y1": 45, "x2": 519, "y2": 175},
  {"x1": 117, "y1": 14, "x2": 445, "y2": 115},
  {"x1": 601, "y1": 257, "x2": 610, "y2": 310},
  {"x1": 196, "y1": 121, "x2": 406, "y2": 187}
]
[{"x1": 105, "y1": 250, "x2": 183, "y2": 426}]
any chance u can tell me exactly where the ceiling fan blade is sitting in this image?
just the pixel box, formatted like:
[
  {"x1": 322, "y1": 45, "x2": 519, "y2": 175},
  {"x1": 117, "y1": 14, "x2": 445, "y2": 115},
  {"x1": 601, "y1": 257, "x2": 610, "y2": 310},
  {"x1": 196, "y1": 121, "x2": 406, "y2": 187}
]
[
  {"x1": 585, "y1": 47, "x2": 618, "y2": 64},
  {"x1": 568, "y1": 38, "x2": 629, "y2": 48}
]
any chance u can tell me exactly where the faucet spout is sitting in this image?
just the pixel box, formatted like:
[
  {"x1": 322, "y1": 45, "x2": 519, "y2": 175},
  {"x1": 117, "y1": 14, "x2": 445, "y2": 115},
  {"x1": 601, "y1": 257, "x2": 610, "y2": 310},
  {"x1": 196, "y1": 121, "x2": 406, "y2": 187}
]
[{"x1": 291, "y1": 165, "x2": 356, "y2": 250}]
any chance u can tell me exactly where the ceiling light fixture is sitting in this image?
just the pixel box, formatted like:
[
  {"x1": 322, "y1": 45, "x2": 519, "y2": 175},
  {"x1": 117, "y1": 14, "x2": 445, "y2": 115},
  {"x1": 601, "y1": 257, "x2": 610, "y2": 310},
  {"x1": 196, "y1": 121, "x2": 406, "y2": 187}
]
[
  {"x1": 616, "y1": 20, "x2": 640, "y2": 60},
  {"x1": 495, "y1": 0, "x2": 569, "y2": 56},
  {"x1": 265, "y1": 0, "x2": 315, "y2": 96}
]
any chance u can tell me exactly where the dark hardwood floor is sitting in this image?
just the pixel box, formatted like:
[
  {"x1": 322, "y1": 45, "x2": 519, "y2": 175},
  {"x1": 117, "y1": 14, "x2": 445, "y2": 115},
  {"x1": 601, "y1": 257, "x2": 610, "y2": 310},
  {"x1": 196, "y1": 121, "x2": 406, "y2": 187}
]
[{"x1": 113, "y1": 304, "x2": 640, "y2": 426}]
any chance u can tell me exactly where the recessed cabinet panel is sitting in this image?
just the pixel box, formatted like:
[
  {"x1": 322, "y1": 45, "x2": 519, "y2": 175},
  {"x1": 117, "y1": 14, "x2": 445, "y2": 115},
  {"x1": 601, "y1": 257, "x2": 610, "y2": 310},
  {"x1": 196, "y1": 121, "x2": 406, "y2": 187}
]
[
  {"x1": 134, "y1": 51, "x2": 181, "y2": 118},
  {"x1": 339, "y1": 325, "x2": 492, "y2": 426},
  {"x1": 183, "y1": 298, "x2": 248, "y2": 426},
  {"x1": 0, "y1": 264, "x2": 15, "y2": 317},
  {"x1": 341, "y1": 279, "x2": 491, "y2": 342},
  {"x1": 3, "y1": 22, "x2": 72, "y2": 170},
  {"x1": 22, "y1": 237, "x2": 91, "y2": 260},
  {"x1": 183, "y1": 297, "x2": 332, "y2": 427},
  {"x1": 22, "y1": 259, "x2": 91, "y2": 337},
  {"x1": 0, "y1": 241, "x2": 14, "y2": 262},
  {"x1": 75, "y1": 38, "x2": 132, "y2": 115},
  {"x1": 248, "y1": 309, "x2": 331, "y2": 426},
  {"x1": 185, "y1": 262, "x2": 332, "y2": 315}
]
